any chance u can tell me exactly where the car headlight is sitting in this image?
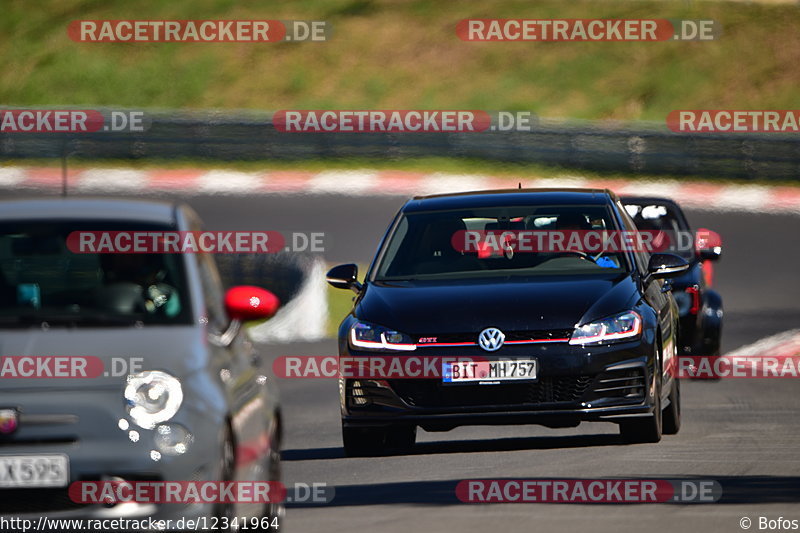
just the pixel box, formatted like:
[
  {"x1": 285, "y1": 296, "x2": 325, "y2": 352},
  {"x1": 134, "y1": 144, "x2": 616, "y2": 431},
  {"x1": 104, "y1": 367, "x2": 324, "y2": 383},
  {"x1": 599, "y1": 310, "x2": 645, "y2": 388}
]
[
  {"x1": 569, "y1": 311, "x2": 642, "y2": 345},
  {"x1": 349, "y1": 321, "x2": 416, "y2": 351},
  {"x1": 154, "y1": 423, "x2": 193, "y2": 455},
  {"x1": 124, "y1": 371, "x2": 183, "y2": 429}
]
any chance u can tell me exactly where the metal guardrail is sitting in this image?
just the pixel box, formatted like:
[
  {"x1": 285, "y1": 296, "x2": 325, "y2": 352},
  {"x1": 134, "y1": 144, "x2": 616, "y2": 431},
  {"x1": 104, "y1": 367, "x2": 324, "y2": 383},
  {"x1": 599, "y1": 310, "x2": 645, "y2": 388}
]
[{"x1": 2, "y1": 111, "x2": 799, "y2": 180}]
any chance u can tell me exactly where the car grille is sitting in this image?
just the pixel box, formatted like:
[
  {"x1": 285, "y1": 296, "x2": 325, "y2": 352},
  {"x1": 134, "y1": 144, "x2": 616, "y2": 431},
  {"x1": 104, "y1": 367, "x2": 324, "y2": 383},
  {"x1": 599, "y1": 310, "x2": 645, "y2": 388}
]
[
  {"x1": 0, "y1": 488, "x2": 88, "y2": 514},
  {"x1": 389, "y1": 376, "x2": 593, "y2": 408},
  {"x1": 0, "y1": 436, "x2": 78, "y2": 447},
  {"x1": 415, "y1": 329, "x2": 574, "y2": 346}
]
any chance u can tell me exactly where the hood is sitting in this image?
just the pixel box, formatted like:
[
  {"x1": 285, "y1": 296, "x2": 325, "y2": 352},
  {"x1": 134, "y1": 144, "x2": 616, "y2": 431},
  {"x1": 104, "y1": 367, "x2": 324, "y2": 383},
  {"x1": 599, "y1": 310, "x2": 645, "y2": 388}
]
[
  {"x1": 356, "y1": 274, "x2": 640, "y2": 335},
  {"x1": 0, "y1": 326, "x2": 206, "y2": 391}
]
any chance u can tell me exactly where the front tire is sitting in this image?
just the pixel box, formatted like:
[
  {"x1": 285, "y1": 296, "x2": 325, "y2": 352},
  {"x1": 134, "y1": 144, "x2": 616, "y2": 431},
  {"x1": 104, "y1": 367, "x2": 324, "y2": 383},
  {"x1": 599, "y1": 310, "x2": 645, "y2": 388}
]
[
  {"x1": 263, "y1": 419, "x2": 284, "y2": 531},
  {"x1": 386, "y1": 424, "x2": 416, "y2": 451},
  {"x1": 214, "y1": 427, "x2": 236, "y2": 531},
  {"x1": 662, "y1": 378, "x2": 681, "y2": 435},
  {"x1": 620, "y1": 361, "x2": 663, "y2": 444},
  {"x1": 342, "y1": 424, "x2": 387, "y2": 457}
]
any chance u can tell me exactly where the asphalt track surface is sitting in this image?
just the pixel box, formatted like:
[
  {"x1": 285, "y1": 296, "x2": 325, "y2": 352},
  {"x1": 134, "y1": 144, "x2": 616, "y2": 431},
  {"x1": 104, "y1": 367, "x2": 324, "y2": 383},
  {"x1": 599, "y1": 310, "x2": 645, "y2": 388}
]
[{"x1": 3, "y1": 189, "x2": 800, "y2": 533}]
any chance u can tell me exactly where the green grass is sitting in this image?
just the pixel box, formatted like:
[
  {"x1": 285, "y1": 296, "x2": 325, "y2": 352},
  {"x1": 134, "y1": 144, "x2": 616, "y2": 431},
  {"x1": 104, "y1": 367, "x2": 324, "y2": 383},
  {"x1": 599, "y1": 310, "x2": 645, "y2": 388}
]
[
  {"x1": 2, "y1": 1, "x2": 800, "y2": 121},
  {"x1": 326, "y1": 263, "x2": 368, "y2": 337},
  {"x1": 326, "y1": 277, "x2": 359, "y2": 337}
]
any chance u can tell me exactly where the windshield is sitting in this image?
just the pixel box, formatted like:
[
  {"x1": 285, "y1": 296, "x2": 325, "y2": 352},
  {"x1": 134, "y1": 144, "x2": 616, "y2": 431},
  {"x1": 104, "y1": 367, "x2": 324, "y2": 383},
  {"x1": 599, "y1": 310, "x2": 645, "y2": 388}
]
[
  {"x1": 374, "y1": 204, "x2": 629, "y2": 281},
  {"x1": 0, "y1": 221, "x2": 192, "y2": 327},
  {"x1": 623, "y1": 202, "x2": 694, "y2": 261}
]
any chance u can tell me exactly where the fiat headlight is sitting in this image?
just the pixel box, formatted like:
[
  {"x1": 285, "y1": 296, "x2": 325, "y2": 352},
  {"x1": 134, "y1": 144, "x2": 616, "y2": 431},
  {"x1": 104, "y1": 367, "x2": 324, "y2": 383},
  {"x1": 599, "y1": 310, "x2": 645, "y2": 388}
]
[{"x1": 124, "y1": 371, "x2": 183, "y2": 429}]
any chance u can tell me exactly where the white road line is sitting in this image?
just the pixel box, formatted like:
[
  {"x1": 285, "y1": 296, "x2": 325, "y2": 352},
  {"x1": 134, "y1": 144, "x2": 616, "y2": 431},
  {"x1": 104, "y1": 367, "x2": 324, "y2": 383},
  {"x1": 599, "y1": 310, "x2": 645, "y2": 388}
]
[
  {"x1": 713, "y1": 185, "x2": 772, "y2": 212},
  {"x1": 725, "y1": 329, "x2": 800, "y2": 358},
  {"x1": 248, "y1": 257, "x2": 329, "y2": 343},
  {"x1": 75, "y1": 168, "x2": 149, "y2": 191},
  {"x1": 306, "y1": 170, "x2": 378, "y2": 195},
  {"x1": 197, "y1": 170, "x2": 264, "y2": 194},
  {"x1": 619, "y1": 180, "x2": 683, "y2": 197},
  {"x1": 531, "y1": 176, "x2": 589, "y2": 189},
  {"x1": 0, "y1": 167, "x2": 28, "y2": 187},
  {"x1": 3, "y1": 165, "x2": 800, "y2": 216},
  {"x1": 418, "y1": 173, "x2": 491, "y2": 195}
]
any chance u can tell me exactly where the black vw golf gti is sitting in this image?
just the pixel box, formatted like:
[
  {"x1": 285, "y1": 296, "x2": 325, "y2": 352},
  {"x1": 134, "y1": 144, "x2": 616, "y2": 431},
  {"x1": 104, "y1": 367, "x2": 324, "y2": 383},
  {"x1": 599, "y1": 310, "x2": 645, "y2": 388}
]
[
  {"x1": 328, "y1": 189, "x2": 688, "y2": 456},
  {"x1": 621, "y1": 196, "x2": 723, "y2": 358}
]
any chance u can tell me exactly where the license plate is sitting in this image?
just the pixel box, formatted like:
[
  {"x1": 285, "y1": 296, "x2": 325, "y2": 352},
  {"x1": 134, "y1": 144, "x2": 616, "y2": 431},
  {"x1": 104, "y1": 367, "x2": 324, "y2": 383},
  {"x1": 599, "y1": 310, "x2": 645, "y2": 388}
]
[
  {"x1": 0, "y1": 455, "x2": 69, "y2": 488},
  {"x1": 443, "y1": 359, "x2": 537, "y2": 384}
]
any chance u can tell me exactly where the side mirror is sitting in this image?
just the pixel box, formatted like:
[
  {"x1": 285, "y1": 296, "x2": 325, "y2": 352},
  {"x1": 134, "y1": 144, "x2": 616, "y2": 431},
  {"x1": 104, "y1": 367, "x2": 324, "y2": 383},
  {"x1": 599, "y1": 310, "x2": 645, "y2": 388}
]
[
  {"x1": 224, "y1": 286, "x2": 280, "y2": 321},
  {"x1": 696, "y1": 228, "x2": 722, "y2": 262},
  {"x1": 326, "y1": 263, "x2": 362, "y2": 293},
  {"x1": 648, "y1": 253, "x2": 690, "y2": 279}
]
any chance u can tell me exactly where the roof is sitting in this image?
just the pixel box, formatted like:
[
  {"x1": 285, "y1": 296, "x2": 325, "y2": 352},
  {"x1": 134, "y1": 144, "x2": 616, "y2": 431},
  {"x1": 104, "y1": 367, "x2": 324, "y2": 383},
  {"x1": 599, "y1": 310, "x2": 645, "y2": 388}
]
[
  {"x1": 619, "y1": 195, "x2": 683, "y2": 209},
  {"x1": 618, "y1": 195, "x2": 690, "y2": 230},
  {"x1": 403, "y1": 188, "x2": 616, "y2": 212},
  {"x1": 0, "y1": 198, "x2": 178, "y2": 224}
]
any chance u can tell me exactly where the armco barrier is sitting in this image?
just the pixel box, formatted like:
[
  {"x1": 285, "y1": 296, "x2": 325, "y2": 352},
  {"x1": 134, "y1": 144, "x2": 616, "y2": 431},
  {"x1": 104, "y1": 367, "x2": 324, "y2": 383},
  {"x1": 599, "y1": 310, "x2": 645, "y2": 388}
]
[{"x1": 1, "y1": 110, "x2": 799, "y2": 180}]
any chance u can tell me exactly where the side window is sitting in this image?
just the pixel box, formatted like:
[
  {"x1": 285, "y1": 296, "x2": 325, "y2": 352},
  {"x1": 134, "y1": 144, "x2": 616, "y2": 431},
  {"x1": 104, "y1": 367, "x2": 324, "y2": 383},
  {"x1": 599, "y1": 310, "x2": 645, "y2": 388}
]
[
  {"x1": 617, "y1": 201, "x2": 650, "y2": 274},
  {"x1": 196, "y1": 252, "x2": 227, "y2": 334}
]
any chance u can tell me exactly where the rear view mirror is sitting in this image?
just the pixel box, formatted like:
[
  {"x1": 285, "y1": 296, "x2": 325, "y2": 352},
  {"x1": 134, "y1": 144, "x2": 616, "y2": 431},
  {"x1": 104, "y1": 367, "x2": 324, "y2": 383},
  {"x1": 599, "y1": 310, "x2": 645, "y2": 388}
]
[
  {"x1": 12, "y1": 235, "x2": 62, "y2": 255},
  {"x1": 326, "y1": 264, "x2": 362, "y2": 293},
  {"x1": 648, "y1": 253, "x2": 690, "y2": 279},
  {"x1": 695, "y1": 228, "x2": 722, "y2": 262},
  {"x1": 224, "y1": 286, "x2": 280, "y2": 321}
]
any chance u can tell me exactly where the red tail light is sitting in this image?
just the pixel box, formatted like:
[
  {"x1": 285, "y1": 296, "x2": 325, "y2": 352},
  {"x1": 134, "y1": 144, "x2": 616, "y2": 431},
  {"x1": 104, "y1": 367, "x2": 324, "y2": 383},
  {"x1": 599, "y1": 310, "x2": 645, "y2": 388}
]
[{"x1": 685, "y1": 286, "x2": 700, "y2": 315}]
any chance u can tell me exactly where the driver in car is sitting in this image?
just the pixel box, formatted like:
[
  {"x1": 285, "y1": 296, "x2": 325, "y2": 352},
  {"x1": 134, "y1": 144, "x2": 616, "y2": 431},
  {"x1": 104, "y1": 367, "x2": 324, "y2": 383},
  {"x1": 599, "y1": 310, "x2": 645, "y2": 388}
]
[
  {"x1": 556, "y1": 212, "x2": 619, "y2": 268},
  {"x1": 98, "y1": 253, "x2": 181, "y2": 317}
]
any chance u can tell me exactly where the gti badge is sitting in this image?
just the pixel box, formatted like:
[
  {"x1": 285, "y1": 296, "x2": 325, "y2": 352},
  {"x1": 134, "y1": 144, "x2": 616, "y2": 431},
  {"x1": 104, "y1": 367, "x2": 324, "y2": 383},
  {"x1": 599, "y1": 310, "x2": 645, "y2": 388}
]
[
  {"x1": 478, "y1": 327, "x2": 505, "y2": 352},
  {"x1": 0, "y1": 409, "x2": 18, "y2": 435}
]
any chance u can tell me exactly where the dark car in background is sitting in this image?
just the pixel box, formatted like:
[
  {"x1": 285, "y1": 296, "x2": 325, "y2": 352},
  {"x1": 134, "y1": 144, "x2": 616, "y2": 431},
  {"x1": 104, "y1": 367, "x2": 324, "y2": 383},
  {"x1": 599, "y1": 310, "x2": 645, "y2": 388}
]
[
  {"x1": 328, "y1": 189, "x2": 688, "y2": 456},
  {"x1": 621, "y1": 196, "x2": 723, "y2": 357},
  {"x1": 0, "y1": 198, "x2": 283, "y2": 524}
]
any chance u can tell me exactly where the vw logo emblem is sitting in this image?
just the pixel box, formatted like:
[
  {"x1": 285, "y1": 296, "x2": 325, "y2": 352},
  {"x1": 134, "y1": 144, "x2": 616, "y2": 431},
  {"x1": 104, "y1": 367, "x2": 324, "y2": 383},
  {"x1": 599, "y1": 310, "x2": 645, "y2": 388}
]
[{"x1": 478, "y1": 327, "x2": 505, "y2": 352}]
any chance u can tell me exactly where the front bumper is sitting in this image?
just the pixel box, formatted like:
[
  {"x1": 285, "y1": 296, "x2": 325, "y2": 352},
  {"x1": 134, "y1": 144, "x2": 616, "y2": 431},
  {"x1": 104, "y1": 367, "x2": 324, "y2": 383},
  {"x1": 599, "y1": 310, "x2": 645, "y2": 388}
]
[
  {"x1": 0, "y1": 387, "x2": 221, "y2": 520},
  {"x1": 341, "y1": 338, "x2": 658, "y2": 431}
]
